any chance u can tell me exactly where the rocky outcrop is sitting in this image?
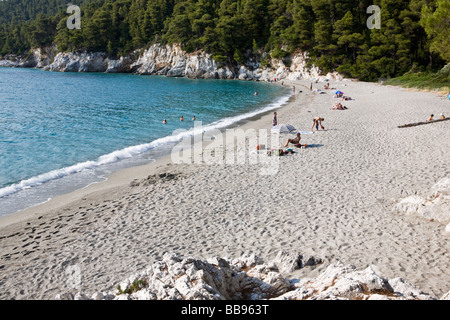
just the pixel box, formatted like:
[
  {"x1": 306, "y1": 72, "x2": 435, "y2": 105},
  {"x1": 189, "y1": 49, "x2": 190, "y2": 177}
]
[
  {"x1": 130, "y1": 44, "x2": 234, "y2": 79},
  {"x1": 2, "y1": 43, "x2": 343, "y2": 81},
  {"x1": 44, "y1": 51, "x2": 108, "y2": 72},
  {"x1": 394, "y1": 177, "x2": 450, "y2": 234},
  {"x1": 0, "y1": 57, "x2": 18, "y2": 67},
  {"x1": 55, "y1": 251, "x2": 449, "y2": 300},
  {"x1": 0, "y1": 46, "x2": 57, "y2": 68}
]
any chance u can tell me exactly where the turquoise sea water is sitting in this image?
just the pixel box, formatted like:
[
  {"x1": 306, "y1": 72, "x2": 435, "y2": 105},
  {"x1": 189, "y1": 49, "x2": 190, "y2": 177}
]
[{"x1": 0, "y1": 67, "x2": 290, "y2": 216}]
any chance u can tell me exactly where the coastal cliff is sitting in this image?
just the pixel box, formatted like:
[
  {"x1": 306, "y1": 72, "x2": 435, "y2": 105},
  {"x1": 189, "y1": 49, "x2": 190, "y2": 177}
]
[{"x1": 0, "y1": 44, "x2": 342, "y2": 82}]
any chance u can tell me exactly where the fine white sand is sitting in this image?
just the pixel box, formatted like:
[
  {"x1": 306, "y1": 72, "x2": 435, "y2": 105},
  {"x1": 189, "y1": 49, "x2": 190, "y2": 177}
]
[{"x1": 0, "y1": 79, "x2": 449, "y2": 299}]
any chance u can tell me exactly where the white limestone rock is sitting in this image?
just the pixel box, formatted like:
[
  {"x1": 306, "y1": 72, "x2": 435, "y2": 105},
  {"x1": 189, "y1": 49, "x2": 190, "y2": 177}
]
[
  {"x1": 0, "y1": 59, "x2": 18, "y2": 67},
  {"x1": 394, "y1": 177, "x2": 450, "y2": 232},
  {"x1": 388, "y1": 277, "x2": 434, "y2": 300},
  {"x1": 54, "y1": 291, "x2": 74, "y2": 300},
  {"x1": 441, "y1": 290, "x2": 450, "y2": 300},
  {"x1": 273, "y1": 262, "x2": 433, "y2": 300},
  {"x1": 105, "y1": 56, "x2": 133, "y2": 73},
  {"x1": 74, "y1": 292, "x2": 90, "y2": 300},
  {"x1": 273, "y1": 250, "x2": 302, "y2": 273},
  {"x1": 4, "y1": 43, "x2": 343, "y2": 81},
  {"x1": 45, "y1": 52, "x2": 108, "y2": 72},
  {"x1": 57, "y1": 254, "x2": 446, "y2": 300}
]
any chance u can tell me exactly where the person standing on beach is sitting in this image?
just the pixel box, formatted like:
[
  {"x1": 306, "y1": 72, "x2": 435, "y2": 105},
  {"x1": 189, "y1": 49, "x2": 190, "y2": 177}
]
[
  {"x1": 312, "y1": 117, "x2": 325, "y2": 131},
  {"x1": 273, "y1": 112, "x2": 277, "y2": 127},
  {"x1": 310, "y1": 83, "x2": 313, "y2": 91}
]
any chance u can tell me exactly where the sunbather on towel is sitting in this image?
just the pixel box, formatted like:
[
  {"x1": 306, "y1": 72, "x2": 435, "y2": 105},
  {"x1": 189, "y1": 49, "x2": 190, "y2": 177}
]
[{"x1": 331, "y1": 102, "x2": 347, "y2": 110}]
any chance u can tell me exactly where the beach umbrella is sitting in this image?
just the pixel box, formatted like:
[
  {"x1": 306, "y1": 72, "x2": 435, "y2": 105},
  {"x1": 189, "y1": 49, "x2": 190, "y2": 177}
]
[
  {"x1": 335, "y1": 90, "x2": 344, "y2": 94},
  {"x1": 271, "y1": 124, "x2": 296, "y2": 133}
]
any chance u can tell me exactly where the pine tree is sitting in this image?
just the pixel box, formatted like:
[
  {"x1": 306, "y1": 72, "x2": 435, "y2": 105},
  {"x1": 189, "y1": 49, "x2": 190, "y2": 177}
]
[{"x1": 420, "y1": 0, "x2": 450, "y2": 63}]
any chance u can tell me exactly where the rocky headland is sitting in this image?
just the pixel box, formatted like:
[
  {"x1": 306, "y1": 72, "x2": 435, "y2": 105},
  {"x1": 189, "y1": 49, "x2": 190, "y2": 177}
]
[{"x1": 0, "y1": 43, "x2": 342, "y2": 82}]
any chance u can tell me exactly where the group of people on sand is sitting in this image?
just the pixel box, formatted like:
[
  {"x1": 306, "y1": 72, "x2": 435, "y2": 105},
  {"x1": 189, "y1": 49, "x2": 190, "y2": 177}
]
[
  {"x1": 273, "y1": 111, "x2": 325, "y2": 148},
  {"x1": 163, "y1": 115, "x2": 196, "y2": 124},
  {"x1": 427, "y1": 113, "x2": 445, "y2": 121},
  {"x1": 271, "y1": 81, "x2": 356, "y2": 151},
  {"x1": 282, "y1": 117, "x2": 325, "y2": 147}
]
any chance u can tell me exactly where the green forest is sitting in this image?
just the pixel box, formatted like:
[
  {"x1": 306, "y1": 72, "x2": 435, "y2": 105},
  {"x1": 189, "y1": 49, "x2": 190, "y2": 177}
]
[{"x1": 0, "y1": 0, "x2": 449, "y2": 82}]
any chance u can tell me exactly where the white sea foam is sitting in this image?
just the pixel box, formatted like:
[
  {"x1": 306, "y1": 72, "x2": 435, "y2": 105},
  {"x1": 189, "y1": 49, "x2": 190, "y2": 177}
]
[{"x1": 0, "y1": 93, "x2": 291, "y2": 199}]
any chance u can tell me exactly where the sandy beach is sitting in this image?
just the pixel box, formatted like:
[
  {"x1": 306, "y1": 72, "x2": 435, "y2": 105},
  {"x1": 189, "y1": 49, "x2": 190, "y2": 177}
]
[{"x1": 0, "y1": 78, "x2": 449, "y2": 300}]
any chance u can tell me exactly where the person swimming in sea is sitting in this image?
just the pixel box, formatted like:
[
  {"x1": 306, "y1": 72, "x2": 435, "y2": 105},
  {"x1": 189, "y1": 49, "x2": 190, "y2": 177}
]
[{"x1": 163, "y1": 119, "x2": 167, "y2": 124}]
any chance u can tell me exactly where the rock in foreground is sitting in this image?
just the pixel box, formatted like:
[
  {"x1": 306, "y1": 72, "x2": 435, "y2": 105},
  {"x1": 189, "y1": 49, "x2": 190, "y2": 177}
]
[
  {"x1": 394, "y1": 177, "x2": 450, "y2": 233},
  {"x1": 56, "y1": 252, "x2": 449, "y2": 300}
]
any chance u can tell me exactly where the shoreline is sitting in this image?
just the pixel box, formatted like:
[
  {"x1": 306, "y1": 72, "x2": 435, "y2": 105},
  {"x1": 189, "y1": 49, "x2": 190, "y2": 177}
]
[
  {"x1": 1, "y1": 78, "x2": 449, "y2": 300},
  {"x1": 0, "y1": 79, "x2": 297, "y2": 227},
  {"x1": 0, "y1": 71, "x2": 291, "y2": 218}
]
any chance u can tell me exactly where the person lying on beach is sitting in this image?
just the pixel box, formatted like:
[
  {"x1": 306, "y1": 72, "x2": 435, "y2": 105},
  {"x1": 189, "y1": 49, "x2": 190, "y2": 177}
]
[
  {"x1": 284, "y1": 133, "x2": 301, "y2": 147},
  {"x1": 312, "y1": 117, "x2": 325, "y2": 131},
  {"x1": 331, "y1": 102, "x2": 347, "y2": 110},
  {"x1": 441, "y1": 113, "x2": 446, "y2": 119},
  {"x1": 427, "y1": 114, "x2": 434, "y2": 121},
  {"x1": 341, "y1": 96, "x2": 352, "y2": 101}
]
